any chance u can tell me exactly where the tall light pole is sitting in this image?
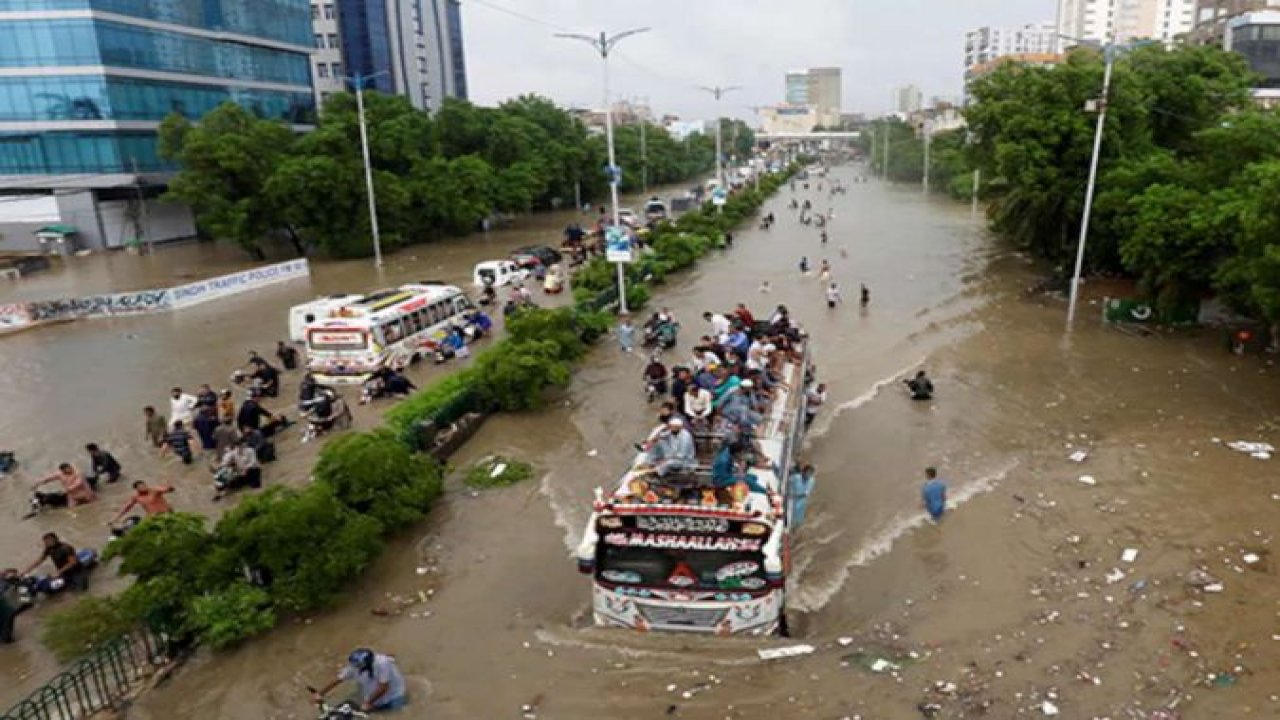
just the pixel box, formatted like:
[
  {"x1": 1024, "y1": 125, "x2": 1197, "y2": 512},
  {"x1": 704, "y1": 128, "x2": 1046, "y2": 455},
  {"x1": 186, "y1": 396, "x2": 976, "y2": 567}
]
[
  {"x1": 699, "y1": 85, "x2": 741, "y2": 191},
  {"x1": 922, "y1": 119, "x2": 932, "y2": 194},
  {"x1": 1064, "y1": 37, "x2": 1152, "y2": 329},
  {"x1": 342, "y1": 71, "x2": 390, "y2": 268},
  {"x1": 556, "y1": 28, "x2": 650, "y2": 315}
]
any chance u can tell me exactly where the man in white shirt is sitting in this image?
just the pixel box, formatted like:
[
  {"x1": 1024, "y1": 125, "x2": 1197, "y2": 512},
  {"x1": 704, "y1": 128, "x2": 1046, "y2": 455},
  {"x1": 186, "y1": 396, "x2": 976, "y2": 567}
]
[
  {"x1": 168, "y1": 387, "x2": 198, "y2": 431},
  {"x1": 683, "y1": 384, "x2": 714, "y2": 426},
  {"x1": 702, "y1": 311, "x2": 731, "y2": 337}
]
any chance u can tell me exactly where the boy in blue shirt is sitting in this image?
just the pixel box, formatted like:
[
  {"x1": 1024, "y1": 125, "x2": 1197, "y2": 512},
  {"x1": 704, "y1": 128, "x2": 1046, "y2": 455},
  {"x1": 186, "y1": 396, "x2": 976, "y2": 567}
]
[{"x1": 921, "y1": 467, "x2": 947, "y2": 521}]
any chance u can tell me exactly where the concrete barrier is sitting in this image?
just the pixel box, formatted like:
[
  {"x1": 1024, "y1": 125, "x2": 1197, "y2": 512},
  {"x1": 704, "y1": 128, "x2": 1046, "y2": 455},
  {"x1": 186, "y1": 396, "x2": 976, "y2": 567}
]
[{"x1": 0, "y1": 259, "x2": 310, "y2": 334}]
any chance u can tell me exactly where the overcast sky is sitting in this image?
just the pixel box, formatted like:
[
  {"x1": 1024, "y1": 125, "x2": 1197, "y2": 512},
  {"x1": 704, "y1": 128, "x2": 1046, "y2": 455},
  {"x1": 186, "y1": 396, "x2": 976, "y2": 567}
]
[{"x1": 462, "y1": 0, "x2": 1052, "y2": 123}]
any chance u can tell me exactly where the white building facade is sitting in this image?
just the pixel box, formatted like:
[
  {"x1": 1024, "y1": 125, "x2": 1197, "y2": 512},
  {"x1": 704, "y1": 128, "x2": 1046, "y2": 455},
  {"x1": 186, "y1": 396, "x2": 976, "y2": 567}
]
[
  {"x1": 1056, "y1": 0, "x2": 1198, "y2": 46},
  {"x1": 964, "y1": 23, "x2": 1057, "y2": 72}
]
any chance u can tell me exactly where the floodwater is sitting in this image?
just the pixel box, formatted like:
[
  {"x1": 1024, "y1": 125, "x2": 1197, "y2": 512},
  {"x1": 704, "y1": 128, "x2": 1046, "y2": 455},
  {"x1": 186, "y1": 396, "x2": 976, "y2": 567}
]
[{"x1": 4, "y1": 170, "x2": 1279, "y2": 719}]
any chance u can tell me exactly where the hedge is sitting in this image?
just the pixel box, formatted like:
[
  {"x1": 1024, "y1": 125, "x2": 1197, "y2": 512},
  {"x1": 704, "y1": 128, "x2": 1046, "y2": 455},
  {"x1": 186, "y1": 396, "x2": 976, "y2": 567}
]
[{"x1": 40, "y1": 164, "x2": 798, "y2": 660}]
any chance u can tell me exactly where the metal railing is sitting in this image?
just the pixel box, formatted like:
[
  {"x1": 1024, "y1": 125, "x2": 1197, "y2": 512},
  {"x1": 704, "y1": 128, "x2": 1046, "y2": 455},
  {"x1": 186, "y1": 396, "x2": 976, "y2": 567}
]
[{"x1": 2, "y1": 630, "x2": 167, "y2": 720}]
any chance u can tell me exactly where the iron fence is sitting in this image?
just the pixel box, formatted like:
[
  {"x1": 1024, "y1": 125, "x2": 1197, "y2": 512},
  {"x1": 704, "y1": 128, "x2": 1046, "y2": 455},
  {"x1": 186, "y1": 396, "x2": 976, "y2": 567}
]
[{"x1": 2, "y1": 630, "x2": 167, "y2": 720}]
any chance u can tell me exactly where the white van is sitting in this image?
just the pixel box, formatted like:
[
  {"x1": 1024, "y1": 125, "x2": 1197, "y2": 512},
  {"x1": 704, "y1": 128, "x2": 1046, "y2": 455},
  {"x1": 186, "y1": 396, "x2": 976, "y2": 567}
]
[
  {"x1": 473, "y1": 260, "x2": 528, "y2": 288},
  {"x1": 288, "y1": 294, "x2": 362, "y2": 343}
]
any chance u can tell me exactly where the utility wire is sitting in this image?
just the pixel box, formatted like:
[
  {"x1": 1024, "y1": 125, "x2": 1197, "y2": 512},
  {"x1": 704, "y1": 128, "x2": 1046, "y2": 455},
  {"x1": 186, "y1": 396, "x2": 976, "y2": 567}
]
[{"x1": 465, "y1": 0, "x2": 571, "y2": 33}]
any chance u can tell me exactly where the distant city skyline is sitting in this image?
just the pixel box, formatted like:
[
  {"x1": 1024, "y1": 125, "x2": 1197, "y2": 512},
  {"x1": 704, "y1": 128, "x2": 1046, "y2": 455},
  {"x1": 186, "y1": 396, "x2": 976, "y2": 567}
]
[{"x1": 461, "y1": 0, "x2": 1048, "y2": 120}]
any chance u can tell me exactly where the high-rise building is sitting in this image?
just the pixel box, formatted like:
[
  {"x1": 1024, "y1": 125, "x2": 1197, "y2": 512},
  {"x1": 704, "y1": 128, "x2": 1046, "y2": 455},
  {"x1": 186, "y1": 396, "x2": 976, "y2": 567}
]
[
  {"x1": 781, "y1": 67, "x2": 841, "y2": 127},
  {"x1": 785, "y1": 71, "x2": 810, "y2": 105},
  {"x1": 806, "y1": 67, "x2": 843, "y2": 126},
  {"x1": 894, "y1": 85, "x2": 924, "y2": 115},
  {"x1": 0, "y1": 0, "x2": 316, "y2": 249},
  {"x1": 1056, "y1": 0, "x2": 1198, "y2": 46},
  {"x1": 965, "y1": 23, "x2": 1057, "y2": 71},
  {"x1": 308, "y1": 0, "x2": 468, "y2": 112},
  {"x1": 1188, "y1": 0, "x2": 1280, "y2": 43}
]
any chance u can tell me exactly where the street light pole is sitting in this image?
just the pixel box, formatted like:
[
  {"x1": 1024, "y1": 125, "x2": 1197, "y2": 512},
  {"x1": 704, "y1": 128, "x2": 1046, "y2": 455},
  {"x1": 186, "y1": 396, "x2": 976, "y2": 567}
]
[
  {"x1": 557, "y1": 28, "x2": 650, "y2": 315},
  {"x1": 343, "y1": 71, "x2": 390, "y2": 268},
  {"x1": 1065, "y1": 38, "x2": 1150, "y2": 329},
  {"x1": 699, "y1": 85, "x2": 742, "y2": 190},
  {"x1": 922, "y1": 120, "x2": 932, "y2": 194}
]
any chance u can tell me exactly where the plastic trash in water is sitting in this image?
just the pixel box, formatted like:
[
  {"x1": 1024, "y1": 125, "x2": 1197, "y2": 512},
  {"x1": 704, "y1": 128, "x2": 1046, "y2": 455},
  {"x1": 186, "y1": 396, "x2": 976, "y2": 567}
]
[
  {"x1": 869, "y1": 658, "x2": 898, "y2": 673},
  {"x1": 1225, "y1": 440, "x2": 1274, "y2": 459},
  {"x1": 490, "y1": 462, "x2": 507, "y2": 478},
  {"x1": 1068, "y1": 450, "x2": 1089, "y2": 463},
  {"x1": 1242, "y1": 553, "x2": 1261, "y2": 565},
  {"x1": 1121, "y1": 548, "x2": 1139, "y2": 563},
  {"x1": 1041, "y1": 700, "x2": 1060, "y2": 715},
  {"x1": 757, "y1": 644, "x2": 815, "y2": 661},
  {"x1": 1105, "y1": 568, "x2": 1126, "y2": 584},
  {"x1": 1078, "y1": 475, "x2": 1097, "y2": 486}
]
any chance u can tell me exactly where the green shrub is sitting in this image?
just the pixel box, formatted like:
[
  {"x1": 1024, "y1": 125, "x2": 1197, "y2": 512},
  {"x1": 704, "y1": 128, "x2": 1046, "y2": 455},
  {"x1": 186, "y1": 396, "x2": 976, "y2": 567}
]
[
  {"x1": 570, "y1": 256, "x2": 615, "y2": 293},
  {"x1": 653, "y1": 233, "x2": 712, "y2": 269},
  {"x1": 188, "y1": 583, "x2": 277, "y2": 649},
  {"x1": 505, "y1": 307, "x2": 587, "y2": 361},
  {"x1": 384, "y1": 368, "x2": 479, "y2": 437},
  {"x1": 463, "y1": 455, "x2": 534, "y2": 488},
  {"x1": 314, "y1": 430, "x2": 445, "y2": 532},
  {"x1": 472, "y1": 340, "x2": 572, "y2": 410},
  {"x1": 41, "y1": 595, "x2": 134, "y2": 663},
  {"x1": 625, "y1": 283, "x2": 650, "y2": 311},
  {"x1": 213, "y1": 485, "x2": 383, "y2": 613}
]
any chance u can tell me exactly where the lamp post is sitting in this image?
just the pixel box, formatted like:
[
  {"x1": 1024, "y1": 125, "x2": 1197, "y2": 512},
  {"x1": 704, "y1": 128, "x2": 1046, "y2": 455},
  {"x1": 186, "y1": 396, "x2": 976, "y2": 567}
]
[
  {"x1": 699, "y1": 85, "x2": 741, "y2": 193},
  {"x1": 556, "y1": 28, "x2": 650, "y2": 315},
  {"x1": 1064, "y1": 36, "x2": 1153, "y2": 329},
  {"x1": 342, "y1": 71, "x2": 391, "y2": 268}
]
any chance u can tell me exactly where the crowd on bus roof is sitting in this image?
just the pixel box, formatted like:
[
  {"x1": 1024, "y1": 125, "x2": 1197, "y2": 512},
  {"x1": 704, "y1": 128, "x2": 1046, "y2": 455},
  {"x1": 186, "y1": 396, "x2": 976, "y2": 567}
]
[{"x1": 622, "y1": 301, "x2": 824, "y2": 512}]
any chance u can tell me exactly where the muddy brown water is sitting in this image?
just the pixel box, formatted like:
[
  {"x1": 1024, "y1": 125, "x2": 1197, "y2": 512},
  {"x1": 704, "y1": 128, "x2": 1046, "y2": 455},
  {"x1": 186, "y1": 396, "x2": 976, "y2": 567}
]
[{"x1": 4, "y1": 172, "x2": 1279, "y2": 719}]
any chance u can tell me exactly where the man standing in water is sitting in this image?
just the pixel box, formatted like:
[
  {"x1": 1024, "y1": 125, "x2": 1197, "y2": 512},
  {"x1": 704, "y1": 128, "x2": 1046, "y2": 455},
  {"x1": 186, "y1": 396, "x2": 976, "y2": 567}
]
[
  {"x1": 860, "y1": 284, "x2": 871, "y2": 307},
  {"x1": 616, "y1": 314, "x2": 635, "y2": 354},
  {"x1": 922, "y1": 467, "x2": 947, "y2": 521}
]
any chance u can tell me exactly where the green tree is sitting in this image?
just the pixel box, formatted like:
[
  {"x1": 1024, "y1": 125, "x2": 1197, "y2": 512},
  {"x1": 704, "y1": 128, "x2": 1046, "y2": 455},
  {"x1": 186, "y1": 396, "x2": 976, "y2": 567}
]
[
  {"x1": 314, "y1": 430, "x2": 445, "y2": 532},
  {"x1": 158, "y1": 104, "x2": 298, "y2": 258}
]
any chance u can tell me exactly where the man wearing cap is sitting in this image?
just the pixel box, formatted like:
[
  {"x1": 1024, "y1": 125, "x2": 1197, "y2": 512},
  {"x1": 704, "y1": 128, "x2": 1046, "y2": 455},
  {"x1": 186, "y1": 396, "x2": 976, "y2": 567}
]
[
  {"x1": 651, "y1": 418, "x2": 696, "y2": 477},
  {"x1": 313, "y1": 647, "x2": 407, "y2": 712}
]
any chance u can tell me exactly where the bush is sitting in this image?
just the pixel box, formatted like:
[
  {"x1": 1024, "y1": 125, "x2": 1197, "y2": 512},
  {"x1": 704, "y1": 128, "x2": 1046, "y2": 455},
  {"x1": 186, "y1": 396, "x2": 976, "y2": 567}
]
[
  {"x1": 41, "y1": 595, "x2": 134, "y2": 663},
  {"x1": 472, "y1": 340, "x2": 572, "y2": 410},
  {"x1": 315, "y1": 430, "x2": 445, "y2": 532},
  {"x1": 505, "y1": 307, "x2": 587, "y2": 361},
  {"x1": 384, "y1": 368, "x2": 480, "y2": 438},
  {"x1": 463, "y1": 455, "x2": 534, "y2": 488},
  {"x1": 213, "y1": 486, "x2": 383, "y2": 613},
  {"x1": 653, "y1": 233, "x2": 712, "y2": 269},
  {"x1": 188, "y1": 583, "x2": 277, "y2": 649}
]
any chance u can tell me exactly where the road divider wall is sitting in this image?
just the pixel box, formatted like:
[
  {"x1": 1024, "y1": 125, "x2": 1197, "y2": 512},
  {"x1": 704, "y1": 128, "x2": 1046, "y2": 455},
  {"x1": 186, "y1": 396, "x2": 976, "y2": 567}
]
[{"x1": 0, "y1": 259, "x2": 310, "y2": 334}]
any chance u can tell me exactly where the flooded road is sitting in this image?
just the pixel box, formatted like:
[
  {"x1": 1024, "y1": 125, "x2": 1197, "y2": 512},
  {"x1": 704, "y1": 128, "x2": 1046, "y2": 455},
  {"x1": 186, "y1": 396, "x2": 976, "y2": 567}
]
[{"x1": 6, "y1": 170, "x2": 1280, "y2": 719}]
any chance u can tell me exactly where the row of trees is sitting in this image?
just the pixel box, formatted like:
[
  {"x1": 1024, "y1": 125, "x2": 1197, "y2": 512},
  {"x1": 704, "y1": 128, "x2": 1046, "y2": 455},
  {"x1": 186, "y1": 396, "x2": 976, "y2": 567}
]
[
  {"x1": 159, "y1": 94, "x2": 729, "y2": 259},
  {"x1": 867, "y1": 45, "x2": 1280, "y2": 320}
]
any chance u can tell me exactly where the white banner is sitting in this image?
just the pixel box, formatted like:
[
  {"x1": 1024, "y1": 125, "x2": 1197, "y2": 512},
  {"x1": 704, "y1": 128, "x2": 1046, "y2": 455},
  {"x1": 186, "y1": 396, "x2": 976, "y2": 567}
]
[{"x1": 169, "y1": 259, "x2": 310, "y2": 309}]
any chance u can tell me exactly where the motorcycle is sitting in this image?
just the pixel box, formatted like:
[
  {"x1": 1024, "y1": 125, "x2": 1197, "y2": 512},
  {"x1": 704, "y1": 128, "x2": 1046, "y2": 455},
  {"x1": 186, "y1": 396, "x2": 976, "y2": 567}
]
[
  {"x1": 301, "y1": 392, "x2": 353, "y2": 443},
  {"x1": 307, "y1": 687, "x2": 369, "y2": 720},
  {"x1": 645, "y1": 375, "x2": 669, "y2": 403},
  {"x1": 642, "y1": 319, "x2": 679, "y2": 350},
  {"x1": 2, "y1": 547, "x2": 99, "y2": 605}
]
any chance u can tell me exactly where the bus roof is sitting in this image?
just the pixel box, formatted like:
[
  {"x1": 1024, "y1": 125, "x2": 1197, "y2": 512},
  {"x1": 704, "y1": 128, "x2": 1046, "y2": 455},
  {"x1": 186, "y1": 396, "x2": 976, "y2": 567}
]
[
  {"x1": 598, "y1": 340, "x2": 808, "y2": 524},
  {"x1": 336, "y1": 284, "x2": 463, "y2": 319}
]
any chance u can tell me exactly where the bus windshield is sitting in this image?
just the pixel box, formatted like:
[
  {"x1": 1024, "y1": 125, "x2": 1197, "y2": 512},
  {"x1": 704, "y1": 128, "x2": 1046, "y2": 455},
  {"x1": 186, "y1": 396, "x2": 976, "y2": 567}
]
[
  {"x1": 307, "y1": 328, "x2": 368, "y2": 352},
  {"x1": 597, "y1": 546, "x2": 769, "y2": 592}
]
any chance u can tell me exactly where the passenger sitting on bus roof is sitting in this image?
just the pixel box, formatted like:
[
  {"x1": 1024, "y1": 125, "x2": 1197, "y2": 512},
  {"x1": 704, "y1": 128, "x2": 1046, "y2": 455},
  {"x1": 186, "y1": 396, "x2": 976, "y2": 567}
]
[
  {"x1": 683, "y1": 383, "x2": 713, "y2": 425},
  {"x1": 711, "y1": 367, "x2": 743, "y2": 408},
  {"x1": 725, "y1": 326, "x2": 751, "y2": 360},
  {"x1": 468, "y1": 310, "x2": 493, "y2": 334},
  {"x1": 637, "y1": 402, "x2": 681, "y2": 453},
  {"x1": 670, "y1": 366, "x2": 693, "y2": 403},
  {"x1": 690, "y1": 340, "x2": 721, "y2": 372},
  {"x1": 650, "y1": 419, "x2": 696, "y2": 477},
  {"x1": 733, "y1": 303, "x2": 755, "y2": 329}
]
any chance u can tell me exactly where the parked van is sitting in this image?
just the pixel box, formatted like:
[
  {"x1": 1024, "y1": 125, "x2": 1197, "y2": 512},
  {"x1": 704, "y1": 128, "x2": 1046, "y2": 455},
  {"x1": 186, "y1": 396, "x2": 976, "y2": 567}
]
[
  {"x1": 473, "y1": 260, "x2": 528, "y2": 289},
  {"x1": 288, "y1": 294, "x2": 362, "y2": 343}
]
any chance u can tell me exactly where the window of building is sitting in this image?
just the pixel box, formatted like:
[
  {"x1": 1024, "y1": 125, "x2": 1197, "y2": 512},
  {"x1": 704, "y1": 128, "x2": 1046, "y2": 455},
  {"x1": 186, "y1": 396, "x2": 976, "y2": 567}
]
[
  {"x1": 328, "y1": 33, "x2": 339, "y2": 48},
  {"x1": 317, "y1": 63, "x2": 329, "y2": 78},
  {"x1": 331, "y1": 62, "x2": 342, "y2": 77},
  {"x1": 314, "y1": 33, "x2": 324, "y2": 48},
  {"x1": 324, "y1": 3, "x2": 335, "y2": 19},
  {"x1": 311, "y1": 4, "x2": 318, "y2": 20}
]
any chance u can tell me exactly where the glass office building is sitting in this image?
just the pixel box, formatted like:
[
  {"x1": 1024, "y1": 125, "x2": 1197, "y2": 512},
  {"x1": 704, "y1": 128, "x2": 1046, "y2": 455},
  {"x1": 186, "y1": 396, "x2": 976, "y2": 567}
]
[{"x1": 0, "y1": 0, "x2": 315, "y2": 175}]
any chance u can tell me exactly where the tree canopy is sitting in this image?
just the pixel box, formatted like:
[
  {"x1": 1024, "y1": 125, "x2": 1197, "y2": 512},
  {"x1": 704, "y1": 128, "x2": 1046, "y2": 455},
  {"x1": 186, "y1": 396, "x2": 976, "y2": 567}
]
[
  {"x1": 962, "y1": 43, "x2": 1280, "y2": 320},
  {"x1": 159, "y1": 93, "x2": 716, "y2": 259}
]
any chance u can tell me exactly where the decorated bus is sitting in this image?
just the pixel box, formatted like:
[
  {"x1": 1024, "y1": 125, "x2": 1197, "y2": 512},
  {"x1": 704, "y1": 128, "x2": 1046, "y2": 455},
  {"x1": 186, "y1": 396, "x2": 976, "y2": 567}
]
[
  {"x1": 304, "y1": 283, "x2": 473, "y2": 384},
  {"x1": 575, "y1": 339, "x2": 811, "y2": 635}
]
